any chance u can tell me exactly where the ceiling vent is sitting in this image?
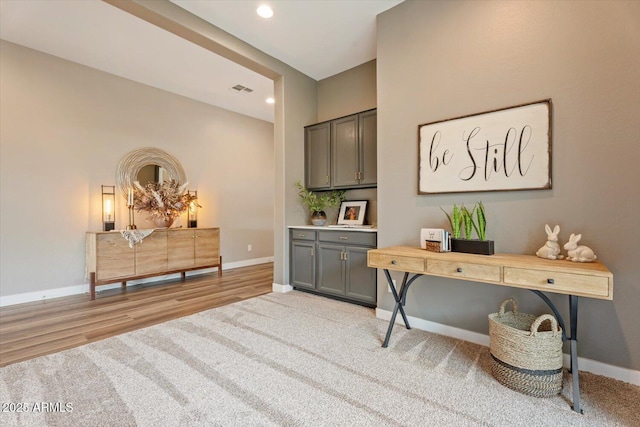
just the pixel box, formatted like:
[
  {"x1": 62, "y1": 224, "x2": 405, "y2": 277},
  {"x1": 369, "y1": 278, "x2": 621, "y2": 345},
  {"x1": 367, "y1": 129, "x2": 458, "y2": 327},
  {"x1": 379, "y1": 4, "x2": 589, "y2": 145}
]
[{"x1": 231, "y1": 84, "x2": 253, "y2": 93}]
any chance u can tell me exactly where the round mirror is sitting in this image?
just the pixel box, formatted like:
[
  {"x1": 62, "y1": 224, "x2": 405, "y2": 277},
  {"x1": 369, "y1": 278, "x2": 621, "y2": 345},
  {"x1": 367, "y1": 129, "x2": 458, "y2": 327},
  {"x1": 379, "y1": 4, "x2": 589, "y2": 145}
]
[
  {"x1": 136, "y1": 164, "x2": 168, "y2": 186},
  {"x1": 116, "y1": 147, "x2": 187, "y2": 199}
]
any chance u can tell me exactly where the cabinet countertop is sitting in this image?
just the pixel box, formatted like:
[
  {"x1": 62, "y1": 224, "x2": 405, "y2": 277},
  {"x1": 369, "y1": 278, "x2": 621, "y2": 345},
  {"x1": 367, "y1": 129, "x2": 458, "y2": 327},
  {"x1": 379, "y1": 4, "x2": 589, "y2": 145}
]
[{"x1": 288, "y1": 225, "x2": 377, "y2": 233}]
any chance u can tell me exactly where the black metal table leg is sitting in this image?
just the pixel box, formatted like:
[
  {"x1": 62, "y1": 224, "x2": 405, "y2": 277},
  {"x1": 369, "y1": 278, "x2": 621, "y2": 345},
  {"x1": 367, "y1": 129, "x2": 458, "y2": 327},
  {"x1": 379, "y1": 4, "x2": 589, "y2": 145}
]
[
  {"x1": 396, "y1": 272, "x2": 412, "y2": 328},
  {"x1": 382, "y1": 269, "x2": 422, "y2": 348},
  {"x1": 382, "y1": 269, "x2": 405, "y2": 347},
  {"x1": 530, "y1": 290, "x2": 583, "y2": 414},
  {"x1": 569, "y1": 295, "x2": 582, "y2": 414}
]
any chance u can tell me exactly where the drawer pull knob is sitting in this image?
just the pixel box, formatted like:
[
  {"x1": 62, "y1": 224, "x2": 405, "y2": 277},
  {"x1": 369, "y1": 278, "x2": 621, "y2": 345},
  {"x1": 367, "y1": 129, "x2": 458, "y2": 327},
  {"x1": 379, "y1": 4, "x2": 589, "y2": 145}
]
[
  {"x1": 547, "y1": 278, "x2": 555, "y2": 284},
  {"x1": 456, "y1": 267, "x2": 463, "y2": 273},
  {"x1": 298, "y1": 234, "x2": 306, "y2": 238},
  {"x1": 391, "y1": 260, "x2": 397, "y2": 265},
  {"x1": 339, "y1": 236, "x2": 348, "y2": 240}
]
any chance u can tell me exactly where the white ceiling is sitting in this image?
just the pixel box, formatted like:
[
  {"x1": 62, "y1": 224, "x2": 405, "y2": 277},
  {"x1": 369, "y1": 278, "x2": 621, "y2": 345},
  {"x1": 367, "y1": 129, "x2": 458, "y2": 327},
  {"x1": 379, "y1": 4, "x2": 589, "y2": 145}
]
[{"x1": 0, "y1": 0, "x2": 403, "y2": 123}]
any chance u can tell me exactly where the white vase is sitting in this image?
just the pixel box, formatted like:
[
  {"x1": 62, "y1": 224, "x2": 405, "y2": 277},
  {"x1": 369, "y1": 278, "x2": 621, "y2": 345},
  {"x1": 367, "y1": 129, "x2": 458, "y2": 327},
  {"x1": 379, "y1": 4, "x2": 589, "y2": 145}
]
[{"x1": 153, "y1": 216, "x2": 174, "y2": 228}]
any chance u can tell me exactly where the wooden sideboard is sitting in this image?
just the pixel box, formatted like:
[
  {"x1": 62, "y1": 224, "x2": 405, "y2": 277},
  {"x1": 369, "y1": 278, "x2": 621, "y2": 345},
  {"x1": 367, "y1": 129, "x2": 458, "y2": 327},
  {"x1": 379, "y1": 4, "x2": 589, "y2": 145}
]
[{"x1": 86, "y1": 228, "x2": 221, "y2": 300}]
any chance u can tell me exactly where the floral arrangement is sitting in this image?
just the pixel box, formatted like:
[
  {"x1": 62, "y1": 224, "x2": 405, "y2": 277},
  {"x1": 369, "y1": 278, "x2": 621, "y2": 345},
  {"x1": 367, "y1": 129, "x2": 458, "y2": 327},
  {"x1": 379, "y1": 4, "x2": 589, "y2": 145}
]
[{"x1": 133, "y1": 180, "x2": 199, "y2": 222}]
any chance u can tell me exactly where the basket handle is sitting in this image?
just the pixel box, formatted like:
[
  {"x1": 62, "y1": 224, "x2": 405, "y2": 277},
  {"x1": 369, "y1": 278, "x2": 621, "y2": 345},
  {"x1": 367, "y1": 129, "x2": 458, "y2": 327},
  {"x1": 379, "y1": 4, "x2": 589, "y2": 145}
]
[
  {"x1": 498, "y1": 298, "x2": 518, "y2": 316},
  {"x1": 530, "y1": 314, "x2": 559, "y2": 337}
]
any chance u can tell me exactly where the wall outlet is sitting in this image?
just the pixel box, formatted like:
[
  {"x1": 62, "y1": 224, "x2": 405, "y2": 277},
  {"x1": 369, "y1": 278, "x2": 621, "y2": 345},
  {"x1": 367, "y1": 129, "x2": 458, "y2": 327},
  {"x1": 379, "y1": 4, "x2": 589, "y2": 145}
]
[
  {"x1": 247, "y1": 244, "x2": 252, "y2": 252},
  {"x1": 388, "y1": 279, "x2": 396, "y2": 293}
]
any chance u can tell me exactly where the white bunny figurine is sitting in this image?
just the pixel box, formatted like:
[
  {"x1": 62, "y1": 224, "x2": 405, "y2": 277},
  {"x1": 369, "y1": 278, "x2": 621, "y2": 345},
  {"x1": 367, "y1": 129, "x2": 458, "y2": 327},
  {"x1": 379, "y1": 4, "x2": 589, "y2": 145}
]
[
  {"x1": 535, "y1": 224, "x2": 564, "y2": 260},
  {"x1": 564, "y1": 233, "x2": 597, "y2": 262}
]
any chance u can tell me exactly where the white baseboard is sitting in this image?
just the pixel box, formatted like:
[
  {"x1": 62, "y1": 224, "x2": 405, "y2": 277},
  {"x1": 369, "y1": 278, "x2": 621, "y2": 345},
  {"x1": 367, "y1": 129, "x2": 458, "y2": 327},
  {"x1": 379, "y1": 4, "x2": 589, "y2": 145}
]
[
  {"x1": 272, "y1": 283, "x2": 293, "y2": 293},
  {"x1": 0, "y1": 284, "x2": 90, "y2": 307},
  {"x1": 221, "y1": 256, "x2": 274, "y2": 271},
  {"x1": 0, "y1": 256, "x2": 274, "y2": 307},
  {"x1": 376, "y1": 307, "x2": 640, "y2": 386}
]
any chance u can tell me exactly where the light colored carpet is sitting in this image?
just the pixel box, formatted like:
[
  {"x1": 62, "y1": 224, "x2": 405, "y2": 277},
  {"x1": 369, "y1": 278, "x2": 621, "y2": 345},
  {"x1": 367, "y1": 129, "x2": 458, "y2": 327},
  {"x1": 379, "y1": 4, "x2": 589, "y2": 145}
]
[{"x1": 1, "y1": 291, "x2": 638, "y2": 426}]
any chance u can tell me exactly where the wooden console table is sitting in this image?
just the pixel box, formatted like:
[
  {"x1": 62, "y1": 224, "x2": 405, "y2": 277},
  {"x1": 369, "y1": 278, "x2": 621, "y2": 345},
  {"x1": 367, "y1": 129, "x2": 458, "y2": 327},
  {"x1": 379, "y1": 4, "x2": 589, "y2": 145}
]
[
  {"x1": 367, "y1": 246, "x2": 613, "y2": 413},
  {"x1": 86, "y1": 228, "x2": 222, "y2": 300}
]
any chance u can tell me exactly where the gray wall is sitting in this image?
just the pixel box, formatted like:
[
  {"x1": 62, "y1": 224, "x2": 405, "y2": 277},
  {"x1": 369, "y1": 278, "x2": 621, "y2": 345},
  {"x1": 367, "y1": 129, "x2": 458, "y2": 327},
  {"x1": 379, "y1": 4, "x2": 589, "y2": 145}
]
[
  {"x1": 376, "y1": 0, "x2": 640, "y2": 370},
  {"x1": 317, "y1": 59, "x2": 377, "y2": 122},
  {"x1": 0, "y1": 41, "x2": 275, "y2": 297}
]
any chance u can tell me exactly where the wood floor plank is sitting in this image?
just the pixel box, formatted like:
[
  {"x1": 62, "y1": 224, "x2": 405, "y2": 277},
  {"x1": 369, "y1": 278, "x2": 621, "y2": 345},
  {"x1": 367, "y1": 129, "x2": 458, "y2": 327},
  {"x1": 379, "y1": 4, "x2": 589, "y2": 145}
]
[
  {"x1": 0, "y1": 315, "x2": 132, "y2": 349},
  {"x1": 0, "y1": 263, "x2": 273, "y2": 367}
]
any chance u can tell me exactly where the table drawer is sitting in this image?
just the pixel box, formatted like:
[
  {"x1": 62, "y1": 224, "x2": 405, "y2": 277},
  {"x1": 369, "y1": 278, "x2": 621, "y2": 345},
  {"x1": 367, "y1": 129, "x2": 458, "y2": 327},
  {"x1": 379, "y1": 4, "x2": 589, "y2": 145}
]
[
  {"x1": 503, "y1": 267, "x2": 611, "y2": 298},
  {"x1": 427, "y1": 259, "x2": 501, "y2": 282},
  {"x1": 318, "y1": 231, "x2": 376, "y2": 246},
  {"x1": 290, "y1": 230, "x2": 317, "y2": 241},
  {"x1": 368, "y1": 252, "x2": 426, "y2": 273}
]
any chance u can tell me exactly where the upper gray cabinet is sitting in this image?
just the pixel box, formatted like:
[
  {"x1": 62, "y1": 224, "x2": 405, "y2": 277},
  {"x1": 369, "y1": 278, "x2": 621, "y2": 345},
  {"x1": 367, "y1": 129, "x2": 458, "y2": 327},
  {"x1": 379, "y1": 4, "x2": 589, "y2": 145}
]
[
  {"x1": 305, "y1": 122, "x2": 331, "y2": 190},
  {"x1": 305, "y1": 109, "x2": 377, "y2": 190}
]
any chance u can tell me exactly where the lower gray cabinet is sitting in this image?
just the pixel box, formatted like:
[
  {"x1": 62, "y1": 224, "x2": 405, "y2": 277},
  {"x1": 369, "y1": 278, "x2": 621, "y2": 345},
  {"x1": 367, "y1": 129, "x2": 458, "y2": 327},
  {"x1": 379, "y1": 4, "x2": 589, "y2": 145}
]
[
  {"x1": 317, "y1": 243, "x2": 345, "y2": 296},
  {"x1": 289, "y1": 228, "x2": 377, "y2": 307},
  {"x1": 345, "y1": 246, "x2": 376, "y2": 304},
  {"x1": 290, "y1": 230, "x2": 316, "y2": 290}
]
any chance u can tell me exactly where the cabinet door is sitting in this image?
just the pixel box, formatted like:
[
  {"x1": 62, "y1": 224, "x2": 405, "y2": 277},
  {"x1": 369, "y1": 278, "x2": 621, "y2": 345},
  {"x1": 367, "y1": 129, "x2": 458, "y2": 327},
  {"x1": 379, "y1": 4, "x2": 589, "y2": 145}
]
[
  {"x1": 358, "y1": 110, "x2": 377, "y2": 187},
  {"x1": 95, "y1": 233, "x2": 135, "y2": 281},
  {"x1": 291, "y1": 241, "x2": 316, "y2": 290},
  {"x1": 305, "y1": 122, "x2": 331, "y2": 190},
  {"x1": 135, "y1": 230, "x2": 168, "y2": 275},
  {"x1": 195, "y1": 228, "x2": 219, "y2": 267},
  {"x1": 317, "y1": 243, "x2": 346, "y2": 296},
  {"x1": 331, "y1": 115, "x2": 359, "y2": 188},
  {"x1": 345, "y1": 246, "x2": 377, "y2": 304},
  {"x1": 168, "y1": 229, "x2": 195, "y2": 270}
]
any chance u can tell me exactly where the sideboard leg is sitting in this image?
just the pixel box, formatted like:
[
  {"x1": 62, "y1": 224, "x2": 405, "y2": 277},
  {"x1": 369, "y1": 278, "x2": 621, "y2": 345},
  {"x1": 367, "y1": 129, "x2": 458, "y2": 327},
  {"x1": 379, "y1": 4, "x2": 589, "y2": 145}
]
[
  {"x1": 89, "y1": 272, "x2": 96, "y2": 301},
  {"x1": 569, "y1": 295, "x2": 583, "y2": 414},
  {"x1": 218, "y1": 256, "x2": 223, "y2": 277}
]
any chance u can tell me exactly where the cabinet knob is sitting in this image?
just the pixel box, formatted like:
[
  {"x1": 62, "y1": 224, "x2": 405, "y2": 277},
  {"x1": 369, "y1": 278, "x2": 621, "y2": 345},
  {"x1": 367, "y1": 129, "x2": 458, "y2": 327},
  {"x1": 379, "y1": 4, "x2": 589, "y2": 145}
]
[
  {"x1": 298, "y1": 234, "x2": 306, "y2": 238},
  {"x1": 339, "y1": 236, "x2": 348, "y2": 240},
  {"x1": 456, "y1": 267, "x2": 463, "y2": 273},
  {"x1": 391, "y1": 260, "x2": 397, "y2": 265},
  {"x1": 547, "y1": 278, "x2": 555, "y2": 284}
]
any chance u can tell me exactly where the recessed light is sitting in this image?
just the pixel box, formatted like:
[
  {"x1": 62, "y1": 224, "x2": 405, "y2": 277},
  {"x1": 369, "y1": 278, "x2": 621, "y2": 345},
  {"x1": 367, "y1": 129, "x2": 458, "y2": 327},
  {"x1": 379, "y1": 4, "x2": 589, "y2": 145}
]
[
  {"x1": 266, "y1": 97, "x2": 275, "y2": 104},
  {"x1": 257, "y1": 5, "x2": 273, "y2": 19}
]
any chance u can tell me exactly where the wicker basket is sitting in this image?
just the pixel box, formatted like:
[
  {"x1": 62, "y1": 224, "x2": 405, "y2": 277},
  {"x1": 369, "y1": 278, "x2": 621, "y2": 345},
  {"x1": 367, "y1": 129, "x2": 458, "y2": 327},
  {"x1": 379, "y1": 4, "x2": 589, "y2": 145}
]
[{"x1": 488, "y1": 298, "x2": 563, "y2": 397}]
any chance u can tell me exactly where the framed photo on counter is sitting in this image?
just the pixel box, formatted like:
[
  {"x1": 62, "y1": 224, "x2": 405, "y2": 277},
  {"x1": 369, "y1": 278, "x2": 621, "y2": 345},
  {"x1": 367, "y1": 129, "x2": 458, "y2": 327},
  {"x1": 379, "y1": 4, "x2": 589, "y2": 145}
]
[{"x1": 337, "y1": 201, "x2": 367, "y2": 225}]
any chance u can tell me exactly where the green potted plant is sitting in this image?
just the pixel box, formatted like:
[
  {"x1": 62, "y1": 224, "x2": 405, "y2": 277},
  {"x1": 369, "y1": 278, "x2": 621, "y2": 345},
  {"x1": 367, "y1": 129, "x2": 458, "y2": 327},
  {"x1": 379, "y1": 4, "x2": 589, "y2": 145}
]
[
  {"x1": 295, "y1": 181, "x2": 345, "y2": 226},
  {"x1": 442, "y1": 202, "x2": 494, "y2": 255}
]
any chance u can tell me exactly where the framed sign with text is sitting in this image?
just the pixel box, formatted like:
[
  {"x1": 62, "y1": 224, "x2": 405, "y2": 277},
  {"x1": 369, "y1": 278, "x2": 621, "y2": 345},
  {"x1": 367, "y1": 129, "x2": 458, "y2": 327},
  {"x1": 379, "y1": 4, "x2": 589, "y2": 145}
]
[{"x1": 418, "y1": 100, "x2": 552, "y2": 194}]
